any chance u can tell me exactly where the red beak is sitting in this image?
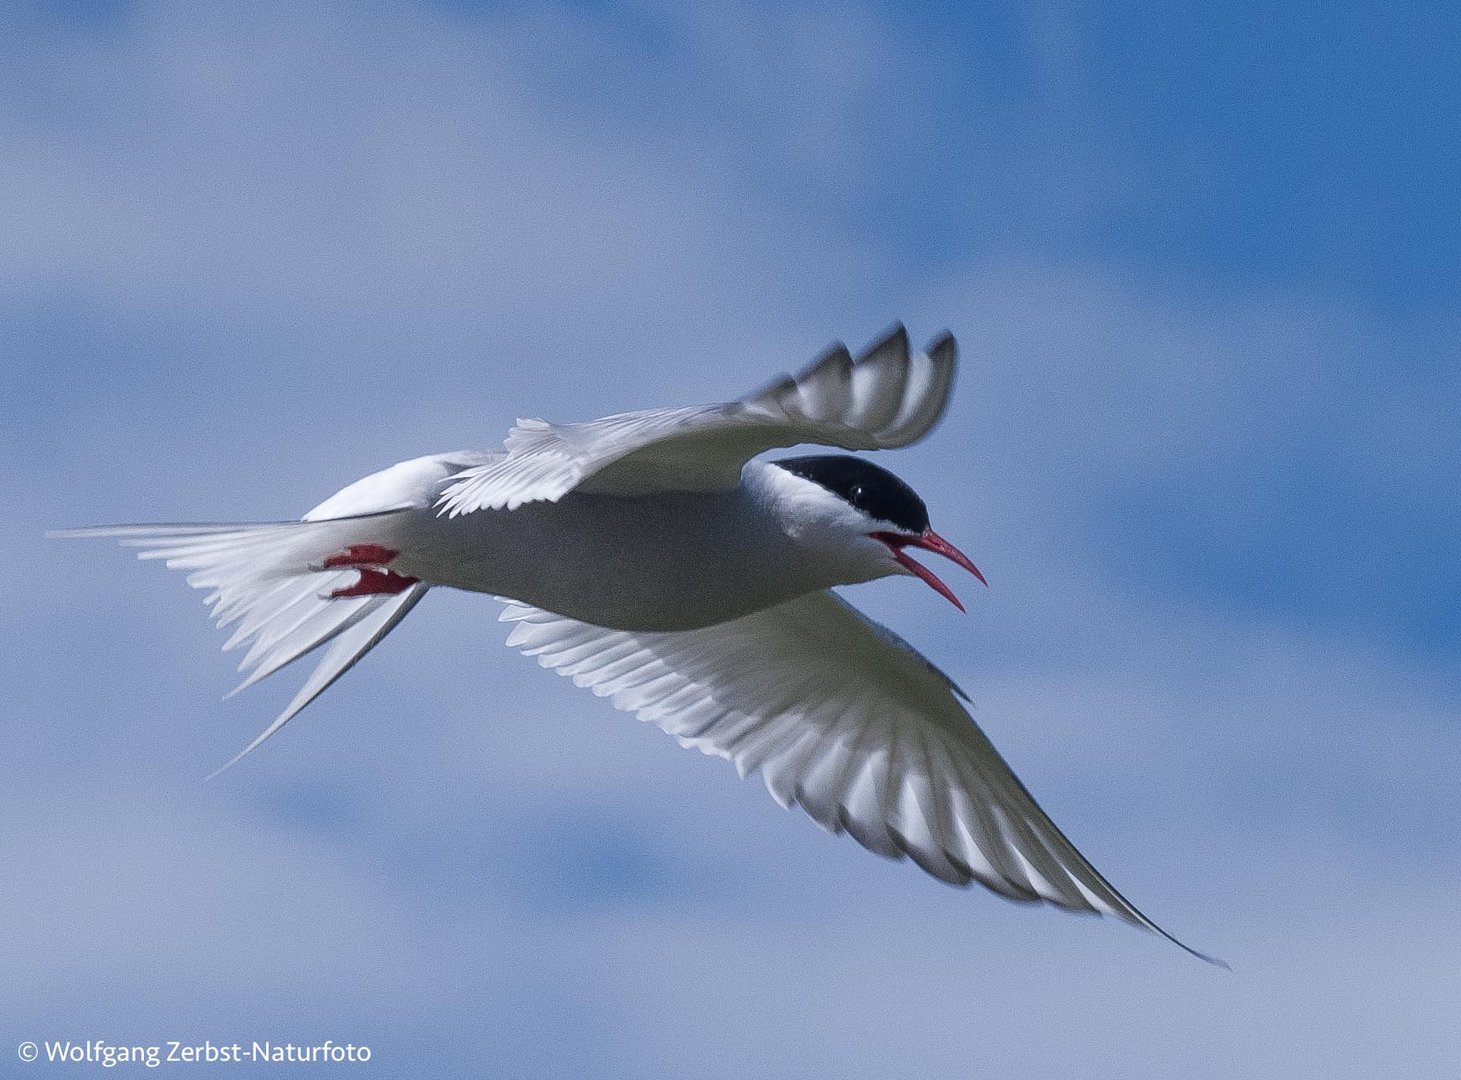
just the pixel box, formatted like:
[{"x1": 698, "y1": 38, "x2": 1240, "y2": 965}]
[{"x1": 869, "y1": 529, "x2": 987, "y2": 612}]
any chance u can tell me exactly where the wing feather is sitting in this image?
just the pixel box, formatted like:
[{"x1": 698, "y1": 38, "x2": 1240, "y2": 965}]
[
  {"x1": 438, "y1": 326, "x2": 956, "y2": 515},
  {"x1": 845, "y1": 324, "x2": 911, "y2": 430},
  {"x1": 498, "y1": 591, "x2": 1221, "y2": 963}
]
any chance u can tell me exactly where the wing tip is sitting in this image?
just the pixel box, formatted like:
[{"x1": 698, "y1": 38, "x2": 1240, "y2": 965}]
[
  {"x1": 1143, "y1": 923, "x2": 1230, "y2": 969},
  {"x1": 858, "y1": 322, "x2": 910, "y2": 363},
  {"x1": 926, "y1": 330, "x2": 956, "y2": 363},
  {"x1": 813, "y1": 341, "x2": 853, "y2": 369}
]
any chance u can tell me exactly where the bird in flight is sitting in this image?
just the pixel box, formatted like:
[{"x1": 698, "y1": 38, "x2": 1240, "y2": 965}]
[{"x1": 59, "y1": 324, "x2": 1220, "y2": 964}]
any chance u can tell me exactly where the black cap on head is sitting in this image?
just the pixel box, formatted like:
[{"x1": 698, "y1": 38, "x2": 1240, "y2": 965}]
[{"x1": 773, "y1": 454, "x2": 930, "y2": 533}]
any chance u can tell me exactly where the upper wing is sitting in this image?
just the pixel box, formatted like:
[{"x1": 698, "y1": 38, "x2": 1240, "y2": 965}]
[
  {"x1": 437, "y1": 325, "x2": 956, "y2": 515},
  {"x1": 498, "y1": 590, "x2": 1220, "y2": 964}
]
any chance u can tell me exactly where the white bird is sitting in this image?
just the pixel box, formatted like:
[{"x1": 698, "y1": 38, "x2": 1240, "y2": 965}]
[{"x1": 58, "y1": 325, "x2": 1220, "y2": 964}]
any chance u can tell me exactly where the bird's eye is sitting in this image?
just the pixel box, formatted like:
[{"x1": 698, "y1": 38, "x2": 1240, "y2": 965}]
[{"x1": 850, "y1": 485, "x2": 864, "y2": 502}]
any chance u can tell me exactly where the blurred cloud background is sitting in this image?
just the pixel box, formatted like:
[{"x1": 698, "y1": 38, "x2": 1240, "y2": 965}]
[{"x1": 3, "y1": 2, "x2": 1458, "y2": 1076}]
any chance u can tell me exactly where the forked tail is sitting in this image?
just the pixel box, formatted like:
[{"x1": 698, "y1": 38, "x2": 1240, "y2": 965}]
[{"x1": 52, "y1": 511, "x2": 427, "y2": 774}]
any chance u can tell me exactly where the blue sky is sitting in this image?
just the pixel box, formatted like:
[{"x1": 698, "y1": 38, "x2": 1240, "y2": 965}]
[{"x1": 4, "y1": 2, "x2": 1459, "y2": 1077}]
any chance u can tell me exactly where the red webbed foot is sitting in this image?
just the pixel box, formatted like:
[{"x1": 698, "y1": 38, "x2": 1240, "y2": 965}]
[{"x1": 327, "y1": 567, "x2": 419, "y2": 598}]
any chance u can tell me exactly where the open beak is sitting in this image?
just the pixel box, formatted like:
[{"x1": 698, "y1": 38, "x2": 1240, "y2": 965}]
[{"x1": 870, "y1": 529, "x2": 987, "y2": 612}]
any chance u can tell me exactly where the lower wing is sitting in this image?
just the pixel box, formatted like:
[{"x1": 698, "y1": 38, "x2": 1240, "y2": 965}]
[{"x1": 497, "y1": 590, "x2": 1222, "y2": 964}]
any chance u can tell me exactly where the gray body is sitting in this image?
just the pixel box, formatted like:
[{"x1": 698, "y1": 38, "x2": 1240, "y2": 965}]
[
  {"x1": 395, "y1": 480, "x2": 832, "y2": 631},
  {"x1": 320, "y1": 454, "x2": 865, "y2": 632}
]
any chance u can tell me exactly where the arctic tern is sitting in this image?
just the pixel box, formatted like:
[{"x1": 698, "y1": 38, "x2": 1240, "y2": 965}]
[{"x1": 59, "y1": 324, "x2": 1220, "y2": 964}]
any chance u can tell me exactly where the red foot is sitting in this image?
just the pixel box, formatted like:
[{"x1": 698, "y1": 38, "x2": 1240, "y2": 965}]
[
  {"x1": 321, "y1": 543, "x2": 400, "y2": 569},
  {"x1": 328, "y1": 567, "x2": 419, "y2": 599}
]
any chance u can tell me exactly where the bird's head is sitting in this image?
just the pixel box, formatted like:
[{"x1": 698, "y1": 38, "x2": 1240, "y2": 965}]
[{"x1": 767, "y1": 455, "x2": 985, "y2": 610}]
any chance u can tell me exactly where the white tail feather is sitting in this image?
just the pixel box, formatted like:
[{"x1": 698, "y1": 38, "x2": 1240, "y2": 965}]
[
  {"x1": 52, "y1": 513, "x2": 428, "y2": 771},
  {"x1": 205, "y1": 582, "x2": 426, "y2": 778}
]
